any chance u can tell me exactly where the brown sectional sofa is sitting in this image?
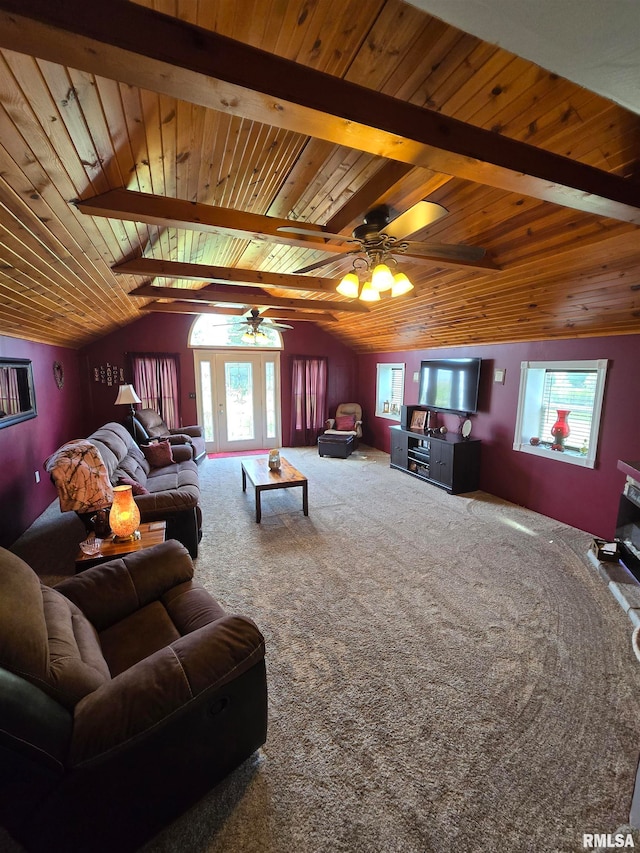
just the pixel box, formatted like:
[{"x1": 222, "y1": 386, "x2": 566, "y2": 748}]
[{"x1": 47, "y1": 422, "x2": 202, "y2": 557}]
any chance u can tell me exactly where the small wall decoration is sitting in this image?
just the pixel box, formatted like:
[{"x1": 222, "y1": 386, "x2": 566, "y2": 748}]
[
  {"x1": 93, "y1": 364, "x2": 125, "y2": 384},
  {"x1": 53, "y1": 361, "x2": 64, "y2": 390}
]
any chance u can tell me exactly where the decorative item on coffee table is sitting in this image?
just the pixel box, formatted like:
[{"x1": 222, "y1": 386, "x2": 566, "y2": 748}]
[{"x1": 268, "y1": 448, "x2": 281, "y2": 470}]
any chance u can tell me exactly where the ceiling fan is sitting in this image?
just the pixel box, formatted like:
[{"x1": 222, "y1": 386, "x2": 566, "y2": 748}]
[
  {"x1": 277, "y1": 201, "x2": 489, "y2": 278},
  {"x1": 222, "y1": 308, "x2": 293, "y2": 343}
]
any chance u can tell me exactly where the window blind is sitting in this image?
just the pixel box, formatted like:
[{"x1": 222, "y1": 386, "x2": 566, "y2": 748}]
[{"x1": 539, "y1": 370, "x2": 597, "y2": 450}]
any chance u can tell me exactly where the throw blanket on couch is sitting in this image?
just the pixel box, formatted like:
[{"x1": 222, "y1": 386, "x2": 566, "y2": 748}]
[{"x1": 45, "y1": 440, "x2": 113, "y2": 513}]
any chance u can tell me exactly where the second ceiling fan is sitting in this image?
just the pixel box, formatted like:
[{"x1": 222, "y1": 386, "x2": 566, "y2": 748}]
[{"x1": 216, "y1": 308, "x2": 293, "y2": 343}]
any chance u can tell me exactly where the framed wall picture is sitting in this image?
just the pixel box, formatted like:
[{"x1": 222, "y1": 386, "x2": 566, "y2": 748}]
[{"x1": 410, "y1": 409, "x2": 427, "y2": 430}]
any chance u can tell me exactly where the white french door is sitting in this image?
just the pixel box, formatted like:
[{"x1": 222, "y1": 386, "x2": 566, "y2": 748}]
[{"x1": 193, "y1": 350, "x2": 281, "y2": 453}]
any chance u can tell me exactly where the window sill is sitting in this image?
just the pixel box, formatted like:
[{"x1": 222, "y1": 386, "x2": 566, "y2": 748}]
[
  {"x1": 513, "y1": 442, "x2": 595, "y2": 468},
  {"x1": 376, "y1": 412, "x2": 401, "y2": 421}
]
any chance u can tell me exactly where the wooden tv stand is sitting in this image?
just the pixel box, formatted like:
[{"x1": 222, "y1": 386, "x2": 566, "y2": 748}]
[{"x1": 389, "y1": 425, "x2": 480, "y2": 494}]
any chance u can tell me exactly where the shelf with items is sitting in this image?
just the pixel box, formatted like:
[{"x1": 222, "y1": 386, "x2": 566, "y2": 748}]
[{"x1": 390, "y1": 425, "x2": 480, "y2": 494}]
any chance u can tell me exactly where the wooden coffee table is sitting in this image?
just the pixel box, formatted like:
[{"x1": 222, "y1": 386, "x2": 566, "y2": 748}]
[
  {"x1": 241, "y1": 456, "x2": 308, "y2": 523},
  {"x1": 75, "y1": 521, "x2": 167, "y2": 571}
]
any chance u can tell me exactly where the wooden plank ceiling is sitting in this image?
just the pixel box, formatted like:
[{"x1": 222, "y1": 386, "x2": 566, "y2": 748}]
[{"x1": 0, "y1": 0, "x2": 638, "y2": 353}]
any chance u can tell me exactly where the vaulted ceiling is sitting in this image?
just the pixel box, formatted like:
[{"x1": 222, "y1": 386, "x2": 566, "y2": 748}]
[{"x1": 0, "y1": 0, "x2": 638, "y2": 353}]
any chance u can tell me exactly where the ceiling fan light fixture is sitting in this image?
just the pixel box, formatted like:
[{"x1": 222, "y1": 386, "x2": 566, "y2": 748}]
[
  {"x1": 391, "y1": 272, "x2": 414, "y2": 297},
  {"x1": 371, "y1": 263, "x2": 394, "y2": 292},
  {"x1": 336, "y1": 272, "x2": 360, "y2": 298},
  {"x1": 241, "y1": 330, "x2": 255, "y2": 343},
  {"x1": 359, "y1": 280, "x2": 381, "y2": 302},
  {"x1": 254, "y1": 330, "x2": 269, "y2": 343}
]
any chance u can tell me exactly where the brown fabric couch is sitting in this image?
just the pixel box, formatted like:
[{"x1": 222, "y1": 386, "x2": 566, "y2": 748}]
[
  {"x1": 132, "y1": 408, "x2": 206, "y2": 463},
  {"x1": 0, "y1": 540, "x2": 267, "y2": 853},
  {"x1": 48, "y1": 422, "x2": 202, "y2": 557}
]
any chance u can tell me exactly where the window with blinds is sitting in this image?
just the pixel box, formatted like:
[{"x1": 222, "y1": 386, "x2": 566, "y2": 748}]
[
  {"x1": 513, "y1": 359, "x2": 608, "y2": 469},
  {"x1": 376, "y1": 363, "x2": 405, "y2": 417}
]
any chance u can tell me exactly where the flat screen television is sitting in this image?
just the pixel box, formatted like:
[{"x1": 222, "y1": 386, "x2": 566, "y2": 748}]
[{"x1": 417, "y1": 357, "x2": 482, "y2": 414}]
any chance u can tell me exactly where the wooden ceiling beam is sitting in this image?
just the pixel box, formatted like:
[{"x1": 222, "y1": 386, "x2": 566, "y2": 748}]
[
  {"x1": 0, "y1": 0, "x2": 638, "y2": 223},
  {"x1": 129, "y1": 283, "x2": 370, "y2": 313},
  {"x1": 112, "y1": 257, "x2": 337, "y2": 292},
  {"x1": 80, "y1": 191, "x2": 348, "y2": 256}
]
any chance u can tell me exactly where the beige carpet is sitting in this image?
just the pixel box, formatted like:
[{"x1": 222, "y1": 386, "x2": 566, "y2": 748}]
[{"x1": 6, "y1": 446, "x2": 640, "y2": 852}]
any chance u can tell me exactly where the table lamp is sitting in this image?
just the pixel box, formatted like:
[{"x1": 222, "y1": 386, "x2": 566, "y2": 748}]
[{"x1": 109, "y1": 484, "x2": 141, "y2": 541}]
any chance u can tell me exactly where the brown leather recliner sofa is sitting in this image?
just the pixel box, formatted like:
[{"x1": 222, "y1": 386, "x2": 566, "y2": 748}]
[
  {"x1": 47, "y1": 422, "x2": 202, "y2": 557},
  {"x1": 0, "y1": 540, "x2": 267, "y2": 853},
  {"x1": 132, "y1": 408, "x2": 206, "y2": 463}
]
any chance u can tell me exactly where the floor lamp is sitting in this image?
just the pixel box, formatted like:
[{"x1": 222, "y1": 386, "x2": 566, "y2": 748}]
[{"x1": 115, "y1": 383, "x2": 141, "y2": 435}]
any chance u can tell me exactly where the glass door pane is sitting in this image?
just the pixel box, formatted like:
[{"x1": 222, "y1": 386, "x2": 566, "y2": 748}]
[
  {"x1": 265, "y1": 361, "x2": 276, "y2": 439},
  {"x1": 224, "y1": 362, "x2": 255, "y2": 441},
  {"x1": 198, "y1": 359, "x2": 214, "y2": 442}
]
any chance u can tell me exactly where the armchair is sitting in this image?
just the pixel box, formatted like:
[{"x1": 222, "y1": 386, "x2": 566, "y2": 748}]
[
  {"x1": 0, "y1": 540, "x2": 267, "y2": 853},
  {"x1": 325, "y1": 402, "x2": 363, "y2": 442},
  {"x1": 132, "y1": 408, "x2": 206, "y2": 463}
]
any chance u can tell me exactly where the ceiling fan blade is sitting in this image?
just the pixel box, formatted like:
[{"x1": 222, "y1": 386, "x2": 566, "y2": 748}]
[
  {"x1": 384, "y1": 201, "x2": 448, "y2": 239},
  {"x1": 277, "y1": 225, "x2": 350, "y2": 241},
  {"x1": 292, "y1": 254, "x2": 351, "y2": 275},
  {"x1": 402, "y1": 241, "x2": 486, "y2": 261}
]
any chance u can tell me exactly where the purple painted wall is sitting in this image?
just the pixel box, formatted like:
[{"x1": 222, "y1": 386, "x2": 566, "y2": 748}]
[
  {"x1": 78, "y1": 314, "x2": 199, "y2": 432},
  {"x1": 0, "y1": 335, "x2": 83, "y2": 548},
  {"x1": 78, "y1": 312, "x2": 357, "y2": 444},
  {"x1": 360, "y1": 334, "x2": 640, "y2": 539}
]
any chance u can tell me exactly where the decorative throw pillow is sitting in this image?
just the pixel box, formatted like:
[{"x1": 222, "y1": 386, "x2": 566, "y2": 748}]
[
  {"x1": 141, "y1": 439, "x2": 174, "y2": 468},
  {"x1": 117, "y1": 475, "x2": 149, "y2": 496},
  {"x1": 335, "y1": 414, "x2": 356, "y2": 431}
]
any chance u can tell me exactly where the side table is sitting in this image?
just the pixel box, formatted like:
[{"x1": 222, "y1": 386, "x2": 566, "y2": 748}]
[{"x1": 75, "y1": 521, "x2": 167, "y2": 571}]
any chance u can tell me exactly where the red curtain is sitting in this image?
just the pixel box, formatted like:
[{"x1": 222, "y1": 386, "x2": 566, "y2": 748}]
[
  {"x1": 291, "y1": 356, "x2": 328, "y2": 446},
  {"x1": 130, "y1": 354, "x2": 180, "y2": 429}
]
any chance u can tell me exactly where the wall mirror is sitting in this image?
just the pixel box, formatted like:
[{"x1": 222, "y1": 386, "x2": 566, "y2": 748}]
[{"x1": 0, "y1": 358, "x2": 37, "y2": 429}]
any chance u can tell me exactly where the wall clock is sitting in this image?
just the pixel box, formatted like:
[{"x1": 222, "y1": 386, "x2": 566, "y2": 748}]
[{"x1": 53, "y1": 361, "x2": 64, "y2": 390}]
